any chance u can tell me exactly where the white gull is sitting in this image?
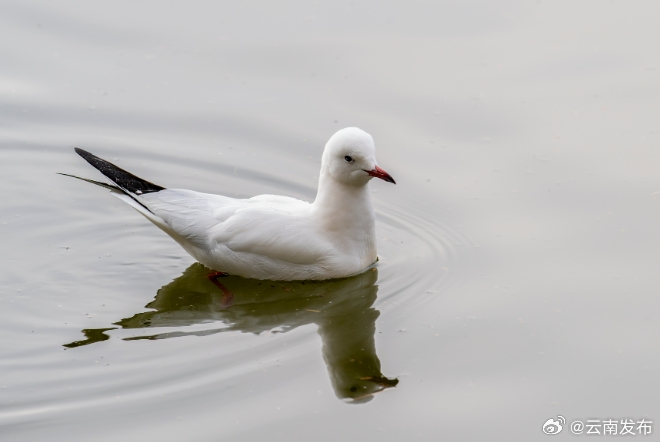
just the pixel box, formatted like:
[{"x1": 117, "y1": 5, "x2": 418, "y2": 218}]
[{"x1": 62, "y1": 127, "x2": 396, "y2": 281}]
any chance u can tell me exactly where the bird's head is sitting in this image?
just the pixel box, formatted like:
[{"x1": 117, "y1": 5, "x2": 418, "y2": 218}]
[{"x1": 322, "y1": 127, "x2": 395, "y2": 186}]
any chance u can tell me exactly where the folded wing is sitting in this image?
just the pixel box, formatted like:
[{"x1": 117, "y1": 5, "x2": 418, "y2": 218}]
[{"x1": 142, "y1": 190, "x2": 329, "y2": 266}]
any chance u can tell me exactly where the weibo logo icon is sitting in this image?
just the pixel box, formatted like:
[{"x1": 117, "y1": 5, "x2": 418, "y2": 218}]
[{"x1": 542, "y1": 416, "x2": 566, "y2": 435}]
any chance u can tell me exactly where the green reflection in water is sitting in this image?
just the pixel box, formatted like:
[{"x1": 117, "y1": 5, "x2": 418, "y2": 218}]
[{"x1": 64, "y1": 263, "x2": 398, "y2": 402}]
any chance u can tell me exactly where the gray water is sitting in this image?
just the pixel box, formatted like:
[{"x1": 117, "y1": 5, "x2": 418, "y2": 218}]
[{"x1": 1, "y1": 1, "x2": 659, "y2": 440}]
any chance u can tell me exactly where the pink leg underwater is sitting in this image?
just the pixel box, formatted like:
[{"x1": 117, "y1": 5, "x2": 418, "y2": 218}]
[
  {"x1": 207, "y1": 271, "x2": 234, "y2": 308},
  {"x1": 208, "y1": 270, "x2": 229, "y2": 279}
]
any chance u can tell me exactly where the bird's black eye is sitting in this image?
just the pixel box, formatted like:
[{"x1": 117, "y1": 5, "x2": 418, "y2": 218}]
[{"x1": 344, "y1": 155, "x2": 353, "y2": 163}]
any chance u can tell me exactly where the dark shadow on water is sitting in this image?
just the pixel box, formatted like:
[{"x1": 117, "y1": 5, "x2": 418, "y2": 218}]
[{"x1": 64, "y1": 263, "x2": 398, "y2": 402}]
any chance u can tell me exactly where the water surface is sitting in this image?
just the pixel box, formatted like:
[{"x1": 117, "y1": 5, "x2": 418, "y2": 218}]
[{"x1": 1, "y1": 1, "x2": 659, "y2": 440}]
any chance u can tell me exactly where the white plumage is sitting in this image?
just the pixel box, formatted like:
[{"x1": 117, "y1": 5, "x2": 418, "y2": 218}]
[{"x1": 66, "y1": 127, "x2": 396, "y2": 281}]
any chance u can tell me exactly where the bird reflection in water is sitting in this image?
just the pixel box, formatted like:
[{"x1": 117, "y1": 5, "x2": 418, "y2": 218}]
[{"x1": 64, "y1": 263, "x2": 398, "y2": 402}]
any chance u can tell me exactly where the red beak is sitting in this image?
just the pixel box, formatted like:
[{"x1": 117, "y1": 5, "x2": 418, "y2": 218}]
[{"x1": 365, "y1": 165, "x2": 396, "y2": 184}]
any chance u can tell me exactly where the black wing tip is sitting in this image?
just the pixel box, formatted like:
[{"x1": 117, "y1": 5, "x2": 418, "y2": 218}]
[
  {"x1": 74, "y1": 146, "x2": 89, "y2": 156},
  {"x1": 74, "y1": 147, "x2": 100, "y2": 163},
  {"x1": 57, "y1": 172, "x2": 122, "y2": 192},
  {"x1": 72, "y1": 147, "x2": 165, "y2": 195}
]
